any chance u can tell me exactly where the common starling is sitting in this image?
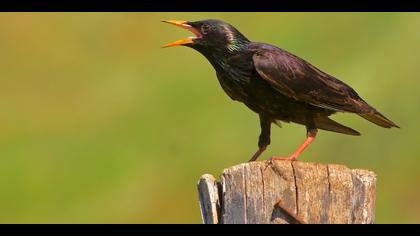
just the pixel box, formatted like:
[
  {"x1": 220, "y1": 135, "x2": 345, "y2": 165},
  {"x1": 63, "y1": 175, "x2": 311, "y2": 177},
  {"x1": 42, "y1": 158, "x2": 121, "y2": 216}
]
[{"x1": 162, "y1": 19, "x2": 399, "y2": 162}]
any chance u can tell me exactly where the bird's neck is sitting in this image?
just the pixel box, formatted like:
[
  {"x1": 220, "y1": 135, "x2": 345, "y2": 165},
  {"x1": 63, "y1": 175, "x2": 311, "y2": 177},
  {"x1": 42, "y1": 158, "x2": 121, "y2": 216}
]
[
  {"x1": 200, "y1": 40, "x2": 250, "y2": 71},
  {"x1": 225, "y1": 37, "x2": 250, "y2": 54}
]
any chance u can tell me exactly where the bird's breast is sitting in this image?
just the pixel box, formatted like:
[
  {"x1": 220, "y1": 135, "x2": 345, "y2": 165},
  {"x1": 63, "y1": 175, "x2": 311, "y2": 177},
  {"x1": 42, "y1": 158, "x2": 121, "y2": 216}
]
[
  {"x1": 216, "y1": 70, "x2": 251, "y2": 102},
  {"x1": 213, "y1": 56, "x2": 256, "y2": 101}
]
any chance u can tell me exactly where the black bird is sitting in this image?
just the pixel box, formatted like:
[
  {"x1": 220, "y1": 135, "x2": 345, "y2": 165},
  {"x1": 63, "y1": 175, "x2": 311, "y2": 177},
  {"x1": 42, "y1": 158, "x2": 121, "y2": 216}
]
[{"x1": 162, "y1": 19, "x2": 399, "y2": 162}]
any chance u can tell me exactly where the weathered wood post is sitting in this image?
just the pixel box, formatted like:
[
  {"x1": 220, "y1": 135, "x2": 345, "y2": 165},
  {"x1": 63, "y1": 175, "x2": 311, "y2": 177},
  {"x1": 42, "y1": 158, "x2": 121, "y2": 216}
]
[{"x1": 197, "y1": 160, "x2": 376, "y2": 224}]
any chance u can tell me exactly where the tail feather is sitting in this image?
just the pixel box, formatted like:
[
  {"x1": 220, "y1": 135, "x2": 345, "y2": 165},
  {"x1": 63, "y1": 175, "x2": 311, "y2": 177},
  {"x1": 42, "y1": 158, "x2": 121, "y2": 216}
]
[
  {"x1": 313, "y1": 116, "x2": 361, "y2": 136},
  {"x1": 358, "y1": 112, "x2": 400, "y2": 128}
]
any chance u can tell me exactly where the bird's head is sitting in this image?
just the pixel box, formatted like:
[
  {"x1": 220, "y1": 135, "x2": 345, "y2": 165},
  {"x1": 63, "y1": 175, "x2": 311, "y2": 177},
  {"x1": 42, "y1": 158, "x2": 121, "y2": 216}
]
[{"x1": 162, "y1": 19, "x2": 250, "y2": 55}]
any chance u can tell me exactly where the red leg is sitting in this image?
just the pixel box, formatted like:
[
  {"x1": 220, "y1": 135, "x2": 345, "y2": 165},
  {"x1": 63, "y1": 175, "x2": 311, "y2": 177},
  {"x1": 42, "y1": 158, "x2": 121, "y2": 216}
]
[{"x1": 270, "y1": 129, "x2": 317, "y2": 161}]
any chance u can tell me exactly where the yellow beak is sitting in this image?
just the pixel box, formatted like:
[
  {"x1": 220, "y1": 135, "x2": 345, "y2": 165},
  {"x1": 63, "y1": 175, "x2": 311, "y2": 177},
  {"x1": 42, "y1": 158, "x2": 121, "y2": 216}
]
[{"x1": 161, "y1": 20, "x2": 201, "y2": 48}]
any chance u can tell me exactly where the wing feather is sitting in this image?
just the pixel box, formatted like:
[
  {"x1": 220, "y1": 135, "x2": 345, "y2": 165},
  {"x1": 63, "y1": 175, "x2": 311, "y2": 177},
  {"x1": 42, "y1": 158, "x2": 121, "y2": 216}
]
[{"x1": 252, "y1": 48, "x2": 371, "y2": 113}]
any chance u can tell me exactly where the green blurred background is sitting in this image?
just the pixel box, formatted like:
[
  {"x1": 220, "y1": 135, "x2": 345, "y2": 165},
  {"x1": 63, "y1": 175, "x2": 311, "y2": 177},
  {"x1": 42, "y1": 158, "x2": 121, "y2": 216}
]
[{"x1": 0, "y1": 12, "x2": 418, "y2": 223}]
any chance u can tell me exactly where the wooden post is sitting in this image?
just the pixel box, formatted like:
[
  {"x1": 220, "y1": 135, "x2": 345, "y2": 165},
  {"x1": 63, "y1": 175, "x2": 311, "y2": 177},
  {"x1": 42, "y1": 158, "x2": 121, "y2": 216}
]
[{"x1": 197, "y1": 161, "x2": 376, "y2": 224}]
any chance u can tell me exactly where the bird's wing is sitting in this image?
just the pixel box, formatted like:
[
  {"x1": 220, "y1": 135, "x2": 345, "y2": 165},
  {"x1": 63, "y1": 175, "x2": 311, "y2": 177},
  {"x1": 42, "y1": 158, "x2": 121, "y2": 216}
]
[{"x1": 252, "y1": 48, "x2": 370, "y2": 113}]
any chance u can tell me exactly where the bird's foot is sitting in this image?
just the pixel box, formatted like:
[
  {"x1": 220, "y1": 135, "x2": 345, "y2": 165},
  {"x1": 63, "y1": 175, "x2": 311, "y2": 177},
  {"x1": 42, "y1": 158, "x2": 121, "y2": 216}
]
[
  {"x1": 270, "y1": 155, "x2": 298, "y2": 162},
  {"x1": 265, "y1": 155, "x2": 298, "y2": 168}
]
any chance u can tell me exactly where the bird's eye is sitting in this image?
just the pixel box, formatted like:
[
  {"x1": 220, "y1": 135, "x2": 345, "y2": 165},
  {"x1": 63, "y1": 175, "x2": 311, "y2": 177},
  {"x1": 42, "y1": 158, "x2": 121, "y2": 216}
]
[{"x1": 201, "y1": 24, "x2": 211, "y2": 35}]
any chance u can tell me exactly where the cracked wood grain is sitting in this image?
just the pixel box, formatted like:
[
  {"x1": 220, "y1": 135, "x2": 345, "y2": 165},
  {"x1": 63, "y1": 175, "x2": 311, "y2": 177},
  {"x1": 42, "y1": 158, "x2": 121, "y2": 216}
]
[
  {"x1": 197, "y1": 174, "x2": 220, "y2": 224},
  {"x1": 198, "y1": 161, "x2": 376, "y2": 224}
]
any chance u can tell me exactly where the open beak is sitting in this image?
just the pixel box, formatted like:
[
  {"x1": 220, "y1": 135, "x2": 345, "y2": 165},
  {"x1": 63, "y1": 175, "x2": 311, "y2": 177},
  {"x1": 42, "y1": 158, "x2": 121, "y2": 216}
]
[{"x1": 161, "y1": 20, "x2": 202, "y2": 48}]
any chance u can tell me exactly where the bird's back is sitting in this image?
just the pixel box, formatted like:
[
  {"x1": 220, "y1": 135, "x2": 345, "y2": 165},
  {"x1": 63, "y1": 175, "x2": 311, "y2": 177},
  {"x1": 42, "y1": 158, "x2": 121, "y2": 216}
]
[{"x1": 246, "y1": 42, "x2": 399, "y2": 129}]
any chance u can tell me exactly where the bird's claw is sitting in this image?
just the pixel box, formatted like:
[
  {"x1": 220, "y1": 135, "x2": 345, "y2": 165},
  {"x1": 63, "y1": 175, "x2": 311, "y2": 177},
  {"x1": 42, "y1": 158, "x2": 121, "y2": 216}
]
[
  {"x1": 265, "y1": 155, "x2": 297, "y2": 169},
  {"x1": 268, "y1": 155, "x2": 298, "y2": 163},
  {"x1": 264, "y1": 158, "x2": 274, "y2": 169}
]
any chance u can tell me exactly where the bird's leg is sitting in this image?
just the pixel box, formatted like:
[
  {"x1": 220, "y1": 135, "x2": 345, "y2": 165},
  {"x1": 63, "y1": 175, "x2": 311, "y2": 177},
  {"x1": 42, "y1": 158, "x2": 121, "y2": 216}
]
[
  {"x1": 270, "y1": 127, "x2": 318, "y2": 162},
  {"x1": 249, "y1": 146, "x2": 266, "y2": 162},
  {"x1": 249, "y1": 116, "x2": 271, "y2": 162}
]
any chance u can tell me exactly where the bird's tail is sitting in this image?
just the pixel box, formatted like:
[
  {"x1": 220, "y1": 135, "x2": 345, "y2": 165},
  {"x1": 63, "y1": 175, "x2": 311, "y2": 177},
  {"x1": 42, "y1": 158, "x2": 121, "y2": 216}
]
[
  {"x1": 313, "y1": 116, "x2": 361, "y2": 136},
  {"x1": 358, "y1": 111, "x2": 400, "y2": 128}
]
